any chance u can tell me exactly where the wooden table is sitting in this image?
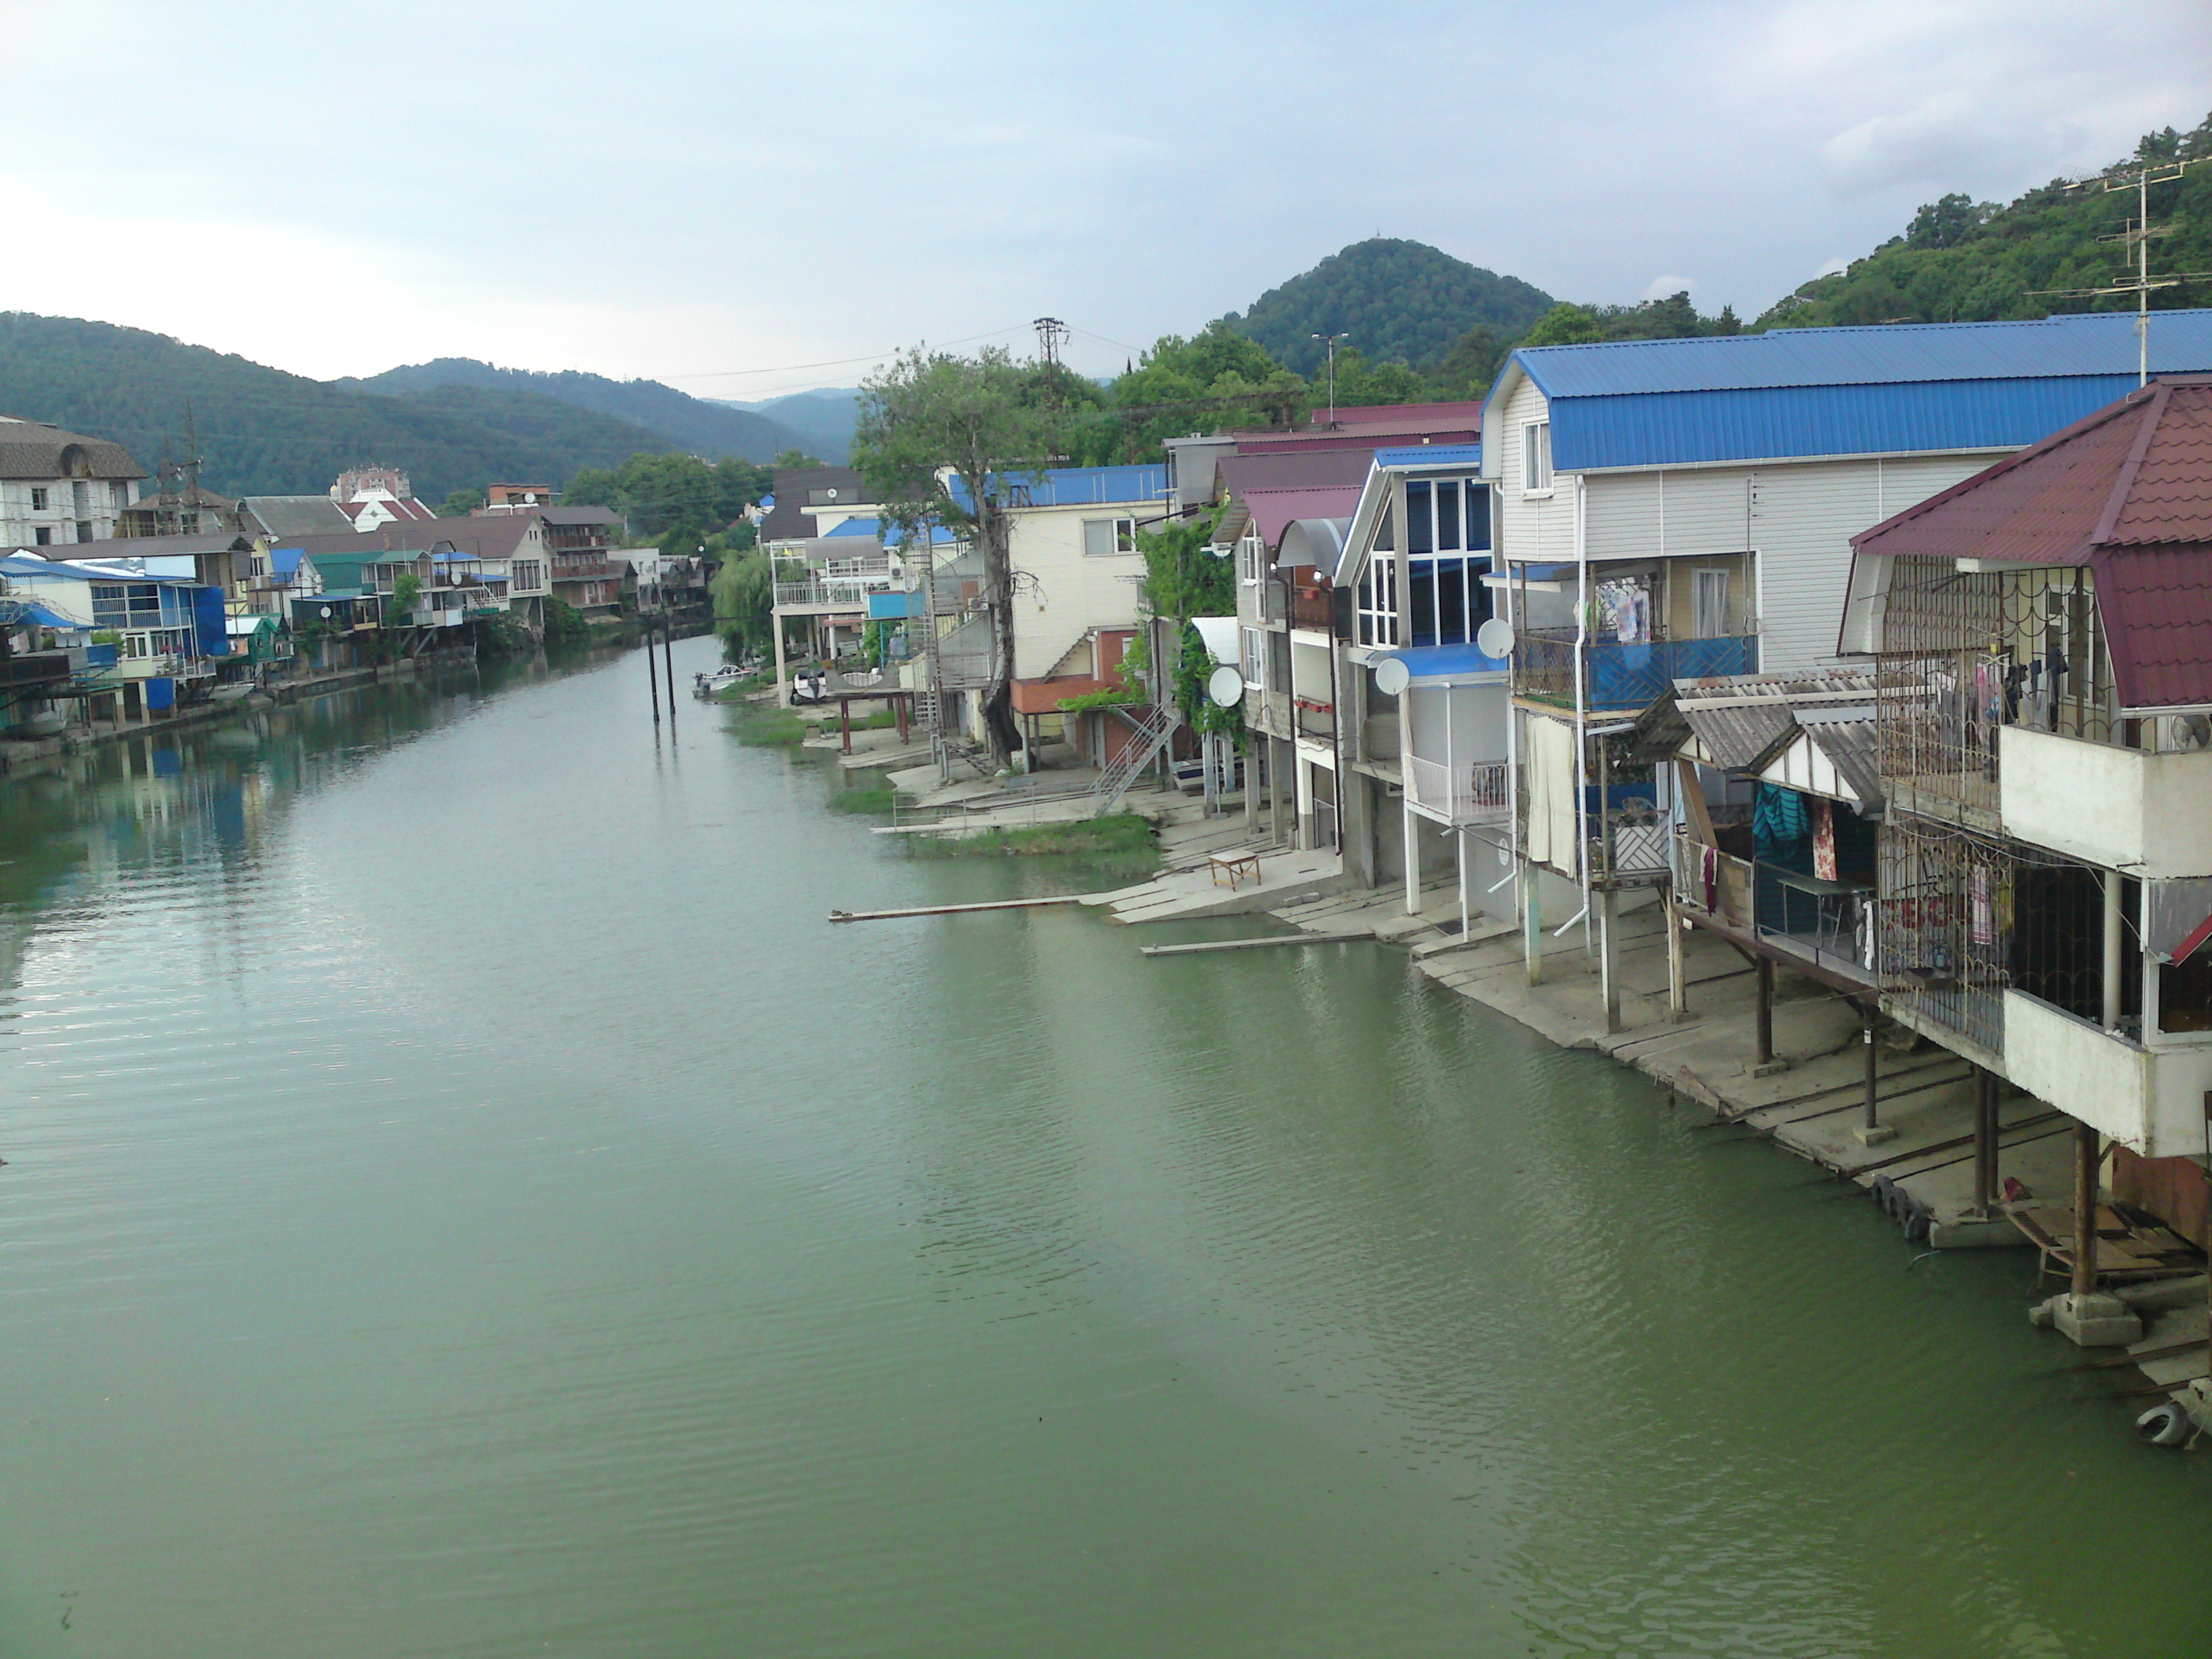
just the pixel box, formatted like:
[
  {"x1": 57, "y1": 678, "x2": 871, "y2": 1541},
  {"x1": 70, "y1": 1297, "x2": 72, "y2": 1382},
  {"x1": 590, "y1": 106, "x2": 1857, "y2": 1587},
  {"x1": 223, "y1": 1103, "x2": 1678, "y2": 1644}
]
[{"x1": 1209, "y1": 851, "x2": 1261, "y2": 891}]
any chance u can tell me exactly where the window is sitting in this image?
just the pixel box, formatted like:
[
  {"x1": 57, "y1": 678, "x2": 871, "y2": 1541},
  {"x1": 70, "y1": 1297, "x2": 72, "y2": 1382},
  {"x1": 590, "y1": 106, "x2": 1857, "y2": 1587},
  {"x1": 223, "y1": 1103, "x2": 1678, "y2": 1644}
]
[
  {"x1": 33, "y1": 526, "x2": 50, "y2": 545},
  {"x1": 1357, "y1": 554, "x2": 1398, "y2": 647},
  {"x1": 1397, "y1": 478, "x2": 1488, "y2": 555},
  {"x1": 1082, "y1": 516, "x2": 1136, "y2": 557},
  {"x1": 1237, "y1": 529, "x2": 1263, "y2": 585},
  {"x1": 1523, "y1": 421, "x2": 1553, "y2": 494},
  {"x1": 75, "y1": 522, "x2": 93, "y2": 544},
  {"x1": 1240, "y1": 626, "x2": 1265, "y2": 687},
  {"x1": 30, "y1": 487, "x2": 47, "y2": 511},
  {"x1": 110, "y1": 482, "x2": 127, "y2": 508},
  {"x1": 1692, "y1": 569, "x2": 1732, "y2": 638}
]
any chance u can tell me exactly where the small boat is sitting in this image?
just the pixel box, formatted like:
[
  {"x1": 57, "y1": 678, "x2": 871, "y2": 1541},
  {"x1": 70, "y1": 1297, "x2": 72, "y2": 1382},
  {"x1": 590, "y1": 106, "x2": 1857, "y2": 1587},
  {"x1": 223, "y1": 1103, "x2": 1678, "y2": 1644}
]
[
  {"x1": 693, "y1": 663, "x2": 753, "y2": 699},
  {"x1": 789, "y1": 670, "x2": 830, "y2": 705}
]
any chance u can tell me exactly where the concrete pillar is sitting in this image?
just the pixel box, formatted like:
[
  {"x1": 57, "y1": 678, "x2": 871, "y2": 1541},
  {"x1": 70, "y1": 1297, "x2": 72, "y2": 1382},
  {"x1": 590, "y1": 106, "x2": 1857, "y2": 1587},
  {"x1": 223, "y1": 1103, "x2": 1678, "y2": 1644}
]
[
  {"x1": 1972, "y1": 1065, "x2": 1998, "y2": 1213},
  {"x1": 1456, "y1": 829, "x2": 1469, "y2": 940},
  {"x1": 772, "y1": 613, "x2": 789, "y2": 709},
  {"x1": 1665, "y1": 899, "x2": 1688, "y2": 1020},
  {"x1": 1854, "y1": 1004, "x2": 1894, "y2": 1144},
  {"x1": 1523, "y1": 869, "x2": 1544, "y2": 985},
  {"x1": 1404, "y1": 797, "x2": 1421, "y2": 916}
]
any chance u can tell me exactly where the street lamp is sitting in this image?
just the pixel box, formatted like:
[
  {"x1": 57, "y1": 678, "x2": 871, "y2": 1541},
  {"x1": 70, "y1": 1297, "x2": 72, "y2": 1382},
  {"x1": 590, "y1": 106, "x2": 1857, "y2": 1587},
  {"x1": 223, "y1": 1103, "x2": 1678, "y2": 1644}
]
[{"x1": 1311, "y1": 333, "x2": 1349, "y2": 423}]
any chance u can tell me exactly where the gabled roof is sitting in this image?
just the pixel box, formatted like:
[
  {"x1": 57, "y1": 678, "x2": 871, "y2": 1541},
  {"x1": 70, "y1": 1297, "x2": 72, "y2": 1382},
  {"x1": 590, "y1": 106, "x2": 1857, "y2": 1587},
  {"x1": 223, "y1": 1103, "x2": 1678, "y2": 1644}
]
[
  {"x1": 1486, "y1": 309, "x2": 2212, "y2": 474},
  {"x1": 241, "y1": 495, "x2": 355, "y2": 537},
  {"x1": 1852, "y1": 376, "x2": 2212, "y2": 711},
  {"x1": 338, "y1": 496, "x2": 438, "y2": 523},
  {"x1": 0, "y1": 416, "x2": 142, "y2": 480},
  {"x1": 539, "y1": 505, "x2": 622, "y2": 527}
]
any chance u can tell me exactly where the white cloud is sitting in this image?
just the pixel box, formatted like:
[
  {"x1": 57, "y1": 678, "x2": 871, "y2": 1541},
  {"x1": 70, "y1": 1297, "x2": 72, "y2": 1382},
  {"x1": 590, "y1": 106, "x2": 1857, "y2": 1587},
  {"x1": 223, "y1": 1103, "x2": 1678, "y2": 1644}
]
[{"x1": 1642, "y1": 275, "x2": 1698, "y2": 302}]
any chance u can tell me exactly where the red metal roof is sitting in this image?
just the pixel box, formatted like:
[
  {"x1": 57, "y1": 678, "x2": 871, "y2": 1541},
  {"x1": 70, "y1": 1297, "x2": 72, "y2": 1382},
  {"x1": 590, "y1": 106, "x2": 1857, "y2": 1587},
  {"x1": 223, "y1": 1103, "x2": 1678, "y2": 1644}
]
[
  {"x1": 1851, "y1": 377, "x2": 2212, "y2": 710},
  {"x1": 1244, "y1": 485, "x2": 1364, "y2": 551}
]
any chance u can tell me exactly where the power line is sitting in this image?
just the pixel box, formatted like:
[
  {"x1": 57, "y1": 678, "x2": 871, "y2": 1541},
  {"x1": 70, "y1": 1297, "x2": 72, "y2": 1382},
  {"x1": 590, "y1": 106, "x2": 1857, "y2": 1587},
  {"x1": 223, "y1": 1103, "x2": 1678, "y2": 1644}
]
[{"x1": 659, "y1": 325, "x2": 1033, "y2": 382}]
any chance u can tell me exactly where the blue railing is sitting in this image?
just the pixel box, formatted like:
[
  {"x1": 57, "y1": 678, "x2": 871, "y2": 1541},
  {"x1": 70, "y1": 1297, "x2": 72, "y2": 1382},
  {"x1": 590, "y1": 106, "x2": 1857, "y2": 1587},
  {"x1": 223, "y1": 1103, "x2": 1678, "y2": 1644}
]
[{"x1": 1584, "y1": 634, "x2": 1757, "y2": 708}]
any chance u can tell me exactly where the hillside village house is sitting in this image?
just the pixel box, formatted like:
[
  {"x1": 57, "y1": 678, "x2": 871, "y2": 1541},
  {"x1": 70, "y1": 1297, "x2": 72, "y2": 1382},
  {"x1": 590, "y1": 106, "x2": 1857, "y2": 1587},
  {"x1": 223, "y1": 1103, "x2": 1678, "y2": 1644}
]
[
  {"x1": 0, "y1": 552, "x2": 229, "y2": 721},
  {"x1": 1484, "y1": 310, "x2": 2212, "y2": 995},
  {"x1": 1845, "y1": 375, "x2": 2212, "y2": 1344},
  {"x1": 0, "y1": 417, "x2": 142, "y2": 547},
  {"x1": 333, "y1": 466, "x2": 439, "y2": 532},
  {"x1": 1214, "y1": 403, "x2": 1487, "y2": 877}
]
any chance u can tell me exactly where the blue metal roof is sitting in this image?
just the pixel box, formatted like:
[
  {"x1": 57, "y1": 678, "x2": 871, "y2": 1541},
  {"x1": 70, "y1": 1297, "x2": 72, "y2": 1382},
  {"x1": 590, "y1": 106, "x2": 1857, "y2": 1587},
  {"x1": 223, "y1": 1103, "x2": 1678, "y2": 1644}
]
[
  {"x1": 824, "y1": 518, "x2": 960, "y2": 544},
  {"x1": 1517, "y1": 310, "x2": 2212, "y2": 396},
  {"x1": 947, "y1": 464, "x2": 1168, "y2": 511},
  {"x1": 1490, "y1": 310, "x2": 2212, "y2": 472},
  {"x1": 1373, "y1": 444, "x2": 1482, "y2": 469}
]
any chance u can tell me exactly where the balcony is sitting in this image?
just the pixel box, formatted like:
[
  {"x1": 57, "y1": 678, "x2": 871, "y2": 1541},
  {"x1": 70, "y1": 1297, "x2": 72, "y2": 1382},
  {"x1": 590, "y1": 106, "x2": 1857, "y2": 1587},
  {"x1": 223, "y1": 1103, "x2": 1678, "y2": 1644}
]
[
  {"x1": 1999, "y1": 725, "x2": 2212, "y2": 880},
  {"x1": 774, "y1": 579, "x2": 889, "y2": 610},
  {"x1": 552, "y1": 560, "x2": 615, "y2": 582},
  {"x1": 1289, "y1": 584, "x2": 1334, "y2": 634},
  {"x1": 0, "y1": 648, "x2": 82, "y2": 688},
  {"x1": 2002, "y1": 991, "x2": 2212, "y2": 1158},
  {"x1": 1673, "y1": 833, "x2": 1876, "y2": 985},
  {"x1": 1515, "y1": 630, "x2": 1759, "y2": 712},
  {"x1": 1405, "y1": 755, "x2": 1511, "y2": 825}
]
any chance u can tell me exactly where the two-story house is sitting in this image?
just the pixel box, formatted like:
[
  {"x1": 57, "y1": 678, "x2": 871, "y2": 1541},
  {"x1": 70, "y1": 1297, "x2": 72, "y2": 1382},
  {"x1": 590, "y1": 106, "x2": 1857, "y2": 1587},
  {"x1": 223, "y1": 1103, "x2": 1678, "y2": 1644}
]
[
  {"x1": 1849, "y1": 375, "x2": 2212, "y2": 1347},
  {"x1": 1486, "y1": 310, "x2": 2212, "y2": 983}
]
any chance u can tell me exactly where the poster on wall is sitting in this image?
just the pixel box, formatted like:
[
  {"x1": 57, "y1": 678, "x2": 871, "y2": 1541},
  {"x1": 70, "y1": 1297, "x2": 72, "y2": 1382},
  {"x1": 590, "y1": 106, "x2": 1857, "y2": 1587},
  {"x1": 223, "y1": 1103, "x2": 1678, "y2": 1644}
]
[{"x1": 1811, "y1": 798, "x2": 1837, "y2": 882}]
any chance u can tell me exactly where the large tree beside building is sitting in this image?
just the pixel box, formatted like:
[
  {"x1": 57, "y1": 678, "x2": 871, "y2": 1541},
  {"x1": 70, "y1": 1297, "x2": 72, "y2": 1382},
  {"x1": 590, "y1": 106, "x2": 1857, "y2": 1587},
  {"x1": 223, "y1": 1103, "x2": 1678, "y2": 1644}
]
[{"x1": 851, "y1": 346, "x2": 1063, "y2": 764}]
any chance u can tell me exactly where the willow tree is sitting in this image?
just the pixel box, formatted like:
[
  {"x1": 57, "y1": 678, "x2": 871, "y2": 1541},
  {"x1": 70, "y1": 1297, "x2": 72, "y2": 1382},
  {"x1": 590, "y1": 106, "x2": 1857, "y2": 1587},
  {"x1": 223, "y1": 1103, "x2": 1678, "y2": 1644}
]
[{"x1": 851, "y1": 345, "x2": 1062, "y2": 763}]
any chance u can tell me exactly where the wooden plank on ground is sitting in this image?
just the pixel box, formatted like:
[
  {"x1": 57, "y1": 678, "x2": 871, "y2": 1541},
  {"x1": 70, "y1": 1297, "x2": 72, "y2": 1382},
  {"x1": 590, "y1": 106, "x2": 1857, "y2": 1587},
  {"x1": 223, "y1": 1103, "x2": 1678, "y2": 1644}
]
[
  {"x1": 1139, "y1": 933, "x2": 1369, "y2": 957},
  {"x1": 830, "y1": 896, "x2": 1099, "y2": 922}
]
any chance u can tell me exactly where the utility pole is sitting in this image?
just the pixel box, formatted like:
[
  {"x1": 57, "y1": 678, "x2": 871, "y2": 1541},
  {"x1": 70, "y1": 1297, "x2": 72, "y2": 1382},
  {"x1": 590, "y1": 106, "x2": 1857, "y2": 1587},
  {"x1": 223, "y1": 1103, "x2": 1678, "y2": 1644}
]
[
  {"x1": 2033, "y1": 154, "x2": 2210, "y2": 388},
  {"x1": 1311, "y1": 333, "x2": 1349, "y2": 423}
]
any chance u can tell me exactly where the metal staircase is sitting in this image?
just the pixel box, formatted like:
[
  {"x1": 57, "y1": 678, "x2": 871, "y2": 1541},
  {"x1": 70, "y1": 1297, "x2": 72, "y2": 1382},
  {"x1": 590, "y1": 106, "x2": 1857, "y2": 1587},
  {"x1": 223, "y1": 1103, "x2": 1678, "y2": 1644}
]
[{"x1": 1090, "y1": 702, "x2": 1179, "y2": 815}]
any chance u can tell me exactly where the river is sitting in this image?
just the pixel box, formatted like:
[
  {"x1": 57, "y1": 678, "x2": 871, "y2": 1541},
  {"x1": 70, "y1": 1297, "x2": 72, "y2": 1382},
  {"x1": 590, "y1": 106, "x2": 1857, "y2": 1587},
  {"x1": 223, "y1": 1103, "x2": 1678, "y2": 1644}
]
[{"x1": 1, "y1": 640, "x2": 2205, "y2": 1658}]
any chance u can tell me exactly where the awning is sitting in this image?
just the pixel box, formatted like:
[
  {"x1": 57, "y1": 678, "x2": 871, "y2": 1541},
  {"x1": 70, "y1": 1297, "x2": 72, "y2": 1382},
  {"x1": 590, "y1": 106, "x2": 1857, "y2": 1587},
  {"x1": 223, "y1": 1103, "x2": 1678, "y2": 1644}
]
[
  {"x1": 1250, "y1": 490, "x2": 1361, "y2": 555},
  {"x1": 1372, "y1": 642, "x2": 1507, "y2": 682},
  {"x1": 1190, "y1": 616, "x2": 1238, "y2": 666}
]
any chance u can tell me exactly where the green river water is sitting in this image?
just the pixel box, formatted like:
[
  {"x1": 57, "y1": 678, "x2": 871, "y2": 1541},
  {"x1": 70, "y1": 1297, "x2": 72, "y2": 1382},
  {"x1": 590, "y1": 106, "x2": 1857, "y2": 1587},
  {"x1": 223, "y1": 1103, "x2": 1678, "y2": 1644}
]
[{"x1": 0, "y1": 640, "x2": 2206, "y2": 1658}]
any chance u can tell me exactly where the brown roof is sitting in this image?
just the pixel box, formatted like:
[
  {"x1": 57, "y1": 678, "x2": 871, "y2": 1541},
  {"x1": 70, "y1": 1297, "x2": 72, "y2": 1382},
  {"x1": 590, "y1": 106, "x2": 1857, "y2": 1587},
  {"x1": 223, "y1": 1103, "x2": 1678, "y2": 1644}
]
[
  {"x1": 1851, "y1": 377, "x2": 2212, "y2": 712},
  {"x1": 1215, "y1": 447, "x2": 1377, "y2": 501},
  {"x1": 0, "y1": 417, "x2": 142, "y2": 481}
]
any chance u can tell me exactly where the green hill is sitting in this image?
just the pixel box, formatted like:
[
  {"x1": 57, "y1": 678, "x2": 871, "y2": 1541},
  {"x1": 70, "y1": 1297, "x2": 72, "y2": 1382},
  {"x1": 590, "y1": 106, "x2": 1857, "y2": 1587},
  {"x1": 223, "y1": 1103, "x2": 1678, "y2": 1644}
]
[
  {"x1": 0, "y1": 313, "x2": 683, "y2": 499},
  {"x1": 346, "y1": 359, "x2": 816, "y2": 462},
  {"x1": 1221, "y1": 239, "x2": 1555, "y2": 375},
  {"x1": 1757, "y1": 113, "x2": 2212, "y2": 329}
]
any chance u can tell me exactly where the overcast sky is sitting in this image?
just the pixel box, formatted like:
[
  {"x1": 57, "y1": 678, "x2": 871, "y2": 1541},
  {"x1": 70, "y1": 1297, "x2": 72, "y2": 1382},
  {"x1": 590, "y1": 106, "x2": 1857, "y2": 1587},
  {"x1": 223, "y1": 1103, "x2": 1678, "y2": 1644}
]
[{"x1": 2, "y1": 0, "x2": 2207, "y2": 397}]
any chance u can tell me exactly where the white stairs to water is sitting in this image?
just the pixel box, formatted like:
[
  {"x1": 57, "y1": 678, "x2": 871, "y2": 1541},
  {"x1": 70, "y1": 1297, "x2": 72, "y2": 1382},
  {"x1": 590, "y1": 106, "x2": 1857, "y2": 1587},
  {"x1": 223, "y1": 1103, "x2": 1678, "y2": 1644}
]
[{"x1": 1090, "y1": 703, "x2": 1179, "y2": 815}]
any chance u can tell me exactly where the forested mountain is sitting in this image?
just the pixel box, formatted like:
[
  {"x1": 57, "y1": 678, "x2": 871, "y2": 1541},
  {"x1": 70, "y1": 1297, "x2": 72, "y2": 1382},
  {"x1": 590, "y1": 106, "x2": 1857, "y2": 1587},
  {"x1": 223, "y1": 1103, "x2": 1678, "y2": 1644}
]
[
  {"x1": 716, "y1": 388, "x2": 859, "y2": 462},
  {"x1": 0, "y1": 313, "x2": 684, "y2": 499},
  {"x1": 1221, "y1": 239, "x2": 1555, "y2": 377},
  {"x1": 1757, "y1": 113, "x2": 2212, "y2": 329},
  {"x1": 347, "y1": 359, "x2": 813, "y2": 463}
]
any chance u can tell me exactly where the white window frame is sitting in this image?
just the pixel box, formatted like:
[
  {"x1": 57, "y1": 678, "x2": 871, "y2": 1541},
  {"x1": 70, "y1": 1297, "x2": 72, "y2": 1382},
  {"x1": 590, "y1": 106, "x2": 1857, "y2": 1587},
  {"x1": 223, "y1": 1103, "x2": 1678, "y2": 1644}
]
[
  {"x1": 30, "y1": 486, "x2": 48, "y2": 511},
  {"x1": 1082, "y1": 516, "x2": 1136, "y2": 557},
  {"x1": 1240, "y1": 625, "x2": 1265, "y2": 688},
  {"x1": 1522, "y1": 421, "x2": 1553, "y2": 496},
  {"x1": 1692, "y1": 568, "x2": 1732, "y2": 640},
  {"x1": 1356, "y1": 553, "x2": 1399, "y2": 648},
  {"x1": 1237, "y1": 528, "x2": 1263, "y2": 585}
]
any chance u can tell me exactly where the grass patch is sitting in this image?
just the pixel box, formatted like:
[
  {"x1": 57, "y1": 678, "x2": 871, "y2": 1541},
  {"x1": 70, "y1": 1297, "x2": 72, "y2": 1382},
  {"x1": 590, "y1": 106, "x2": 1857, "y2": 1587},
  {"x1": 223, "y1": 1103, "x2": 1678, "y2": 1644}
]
[
  {"x1": 825, "y1": 773, "x2": 897, "y2": 814},
  {"x1": 907, "y1": 811, "x2": 1158, "y2": 861},
  {"x1": 814, "y1": 708, "x2": 901, "y2": 735},
  {"x1": 712, "y1": 671, "x2": 775, "y2": 701},
  {"x1": 731, "y1": 708, "x2": 809, "y2": 746}
]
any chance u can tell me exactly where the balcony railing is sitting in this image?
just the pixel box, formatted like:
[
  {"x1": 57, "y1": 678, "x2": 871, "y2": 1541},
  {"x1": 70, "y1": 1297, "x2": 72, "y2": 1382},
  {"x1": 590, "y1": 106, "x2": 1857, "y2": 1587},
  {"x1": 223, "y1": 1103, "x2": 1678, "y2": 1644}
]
[
  {"x1": 775, "y1": 579, "x2": 890, "y2": 609},
  {"x1": 1673, "y1": 832, "x2": 1876, "y2": 983},
  {"x1": 1289, "y1": 585, "x2": 1334, "y2": 634},
  {"x1": 1405, "y1": 755, "x2": 1511, "y2": 825},
  {"x1": 1515, "y1": 630, "x2": 1760, "y2": 711},
  {"x1": 1293, "y1": 695, "x2": 1334, "y2": 742}
]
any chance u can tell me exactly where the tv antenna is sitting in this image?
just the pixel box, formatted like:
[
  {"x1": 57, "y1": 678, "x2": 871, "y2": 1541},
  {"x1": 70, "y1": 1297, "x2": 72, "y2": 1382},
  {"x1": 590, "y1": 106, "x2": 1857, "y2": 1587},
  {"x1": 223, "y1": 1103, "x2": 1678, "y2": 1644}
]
[
  {"x1": 1311, "y1": 332, "x2": 1349, "y2": 422},
  {"x1": 2032, "y1": 154, "x2": 2212, "y2": 386}
]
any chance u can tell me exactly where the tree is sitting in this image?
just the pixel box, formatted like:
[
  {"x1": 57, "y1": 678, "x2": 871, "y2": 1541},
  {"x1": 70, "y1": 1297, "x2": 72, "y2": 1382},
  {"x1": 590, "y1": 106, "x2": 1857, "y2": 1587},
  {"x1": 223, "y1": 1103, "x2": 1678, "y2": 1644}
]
[
  {"x1": 1906, "y1": 193, "x2": 1999, "y2": 251},
  {"x1": 439, "y1": 487, "x2": 485, "y2": 517},
  {"x1": 1521, "y1": 303, "x2": 1606, "y2": 347},
  {"x1": 1433, "y1": 325, "x2": 1507, "y2": 400},
  {"x1": 851, "y1": 345, "x2": 1064, "y2": 763},
  {"x1": 560, "y1": 452, "x2": 768, "y2": 538},
  {"x1": 772, "y1": 447, "x2": 825, "y2": 469},
  {"x1": 710, "y1": 550, "x2": 775, "y2": 656}
]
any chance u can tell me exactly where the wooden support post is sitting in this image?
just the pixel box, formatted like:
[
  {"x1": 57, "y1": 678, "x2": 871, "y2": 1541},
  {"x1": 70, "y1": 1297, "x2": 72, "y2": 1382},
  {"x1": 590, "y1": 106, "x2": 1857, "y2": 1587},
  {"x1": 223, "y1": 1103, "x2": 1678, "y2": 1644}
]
[
  {"x1": 662, "y1": 618, "x2": 676, "y2": 728},
  {"x1": 1972, "y1": 1065, "x2": 1998, "y2": 1213},
  {"x1": 1755, "y1": 956, "x2": 1774, "y2": 1066},
  {"x1": 1665, "y1": 899, "x2": 1689, "y2": 1020},
  {"x1": 1599, "y1": 884, "x2": 1622, "y2": 1036},
  {"x1": 645, "y1": 621, "x2": 661, "y2": 724},
  {"x1": 2072, "y1": 1120, "x2": 2101, "y2": 1299},
  {"x1": 895, "y1": 693, "x2": 908, "y2": 744},
  {"x1": 839, "y1": 696, "x2": 851, "y2": 754}
]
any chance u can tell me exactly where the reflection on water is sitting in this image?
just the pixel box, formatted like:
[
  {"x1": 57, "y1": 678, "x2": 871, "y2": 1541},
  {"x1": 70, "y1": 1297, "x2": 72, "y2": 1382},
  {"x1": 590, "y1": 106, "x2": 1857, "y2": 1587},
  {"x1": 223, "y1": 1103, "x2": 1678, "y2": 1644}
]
[{"x1": 1, "y1": 639, "x2": 2207, "y2": 1659}]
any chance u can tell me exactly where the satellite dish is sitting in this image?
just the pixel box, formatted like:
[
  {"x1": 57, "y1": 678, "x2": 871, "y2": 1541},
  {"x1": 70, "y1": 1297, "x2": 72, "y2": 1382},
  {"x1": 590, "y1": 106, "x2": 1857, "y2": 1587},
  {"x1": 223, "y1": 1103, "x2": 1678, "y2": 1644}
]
[
  {"x1": 1372, "y1": 656, "x2": 1410, "y2": 697},
  {"x1": 317, "y1": 602, "x2": 335, "y2": 619},
  {"x1": 1477, "y1": 617, "x2": 1516, "y2": 659},
  {"x1": 1206, "y1": 664, "x2": 1244, "y2": 708}
]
